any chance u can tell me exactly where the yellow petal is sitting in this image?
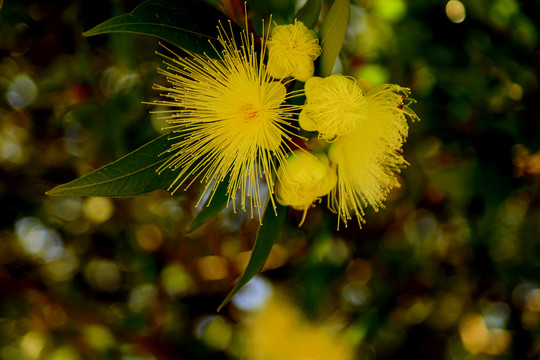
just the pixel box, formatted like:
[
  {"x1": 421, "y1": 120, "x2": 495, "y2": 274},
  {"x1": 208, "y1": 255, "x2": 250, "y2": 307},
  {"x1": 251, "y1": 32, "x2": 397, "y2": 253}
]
[
  {"x1": 299, "y1": 109, "x2": 317, "y2": 132},
  {"x1": 304, "y1": 76, "x2": 323, "y2": 98},
  {"x1": 327, "y1": 138, "x2": 344, "y2": 163},
  {"x1": 291, "y1": 59, "x2": 314, "y2": 82},
  {"x1": 276, "y1": 150, "x2": 336, "y2": 212}
]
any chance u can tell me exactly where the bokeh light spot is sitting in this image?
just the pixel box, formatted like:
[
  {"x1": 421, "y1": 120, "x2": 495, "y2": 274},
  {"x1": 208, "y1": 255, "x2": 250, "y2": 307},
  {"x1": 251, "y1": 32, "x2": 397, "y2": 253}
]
[
  {"x1": 43, "y1": 246, "x2": 79, "y2": 282},
  {"x1": 446, "y1": 0, "x2": 466, "y2": 23},
  {"x1": 47, "y1": 346, "x2": 80, "y2": 360},
  {"x1": 100, "y1": 66, "x2": 140, "y2": 98},
  {"x1": 82, "y1": 324, "x2": 115, "y2": 351},
  {"x1": 83, "y1": 197, "x2": 114, "y2": 224},
  {"x1": 508, "y1": 82, "x2": 523, "y2": 100},
  {"x1": 160, "y1": 263, "x2": 193, "y2": 297},
  {"x1": 15, "y1": 217, "x2": 65, "y2": 262},
  {"x1": 342, "y1": 282, "x2": 371, "y2": 307},
  {"x1": 19, "y1": 331, "x2": 45, "y2": 359},
  {"x1": 459, "y1": 313, "x2": 511, "y2": 355},
  {"x1": 373, "y1": 0, "x2": 406, "y2": 22},
  {"x1": 194, "y1": 315, "x2": 233, "y2": 350},
  {"x1": 262, "y1": 244, "x2": 289, "y2": 270},
  {"x1": 6, "y1": 74, "x2": 38, "y2": 109},
  {"x1": 135, "y1": 223, "x2": 162, "y2": 252},
  {"x1": 128, "y1": 283, "x2": 158, "y2": 312},
  {"x1": 197, "y1": 255, "x2": 229, "y2": 280},
  {"x1": 232, "y1": 276, "x2": 272, "y2": 311},
  {"x1": 324, "y1": 238, "x2": 351, "y2": 266},
  {"x1": 483, "y1": 302, "x2": 510, "y2": 329},
  {"x1": 50, "y1": 197, "x2": 83, "y2": 222},
  {"x1": 84, "y1": 258, "x2": 121, "y2": 292},
  {"x1": 356, "y1": 64, "x2": 390, "y2": 88}
]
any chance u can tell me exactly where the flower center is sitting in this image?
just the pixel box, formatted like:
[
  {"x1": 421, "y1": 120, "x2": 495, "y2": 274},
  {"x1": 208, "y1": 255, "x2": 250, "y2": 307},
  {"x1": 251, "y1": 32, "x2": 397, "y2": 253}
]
[{"x1": 243, "y1": 104, "x2": 259, "y2": 122}]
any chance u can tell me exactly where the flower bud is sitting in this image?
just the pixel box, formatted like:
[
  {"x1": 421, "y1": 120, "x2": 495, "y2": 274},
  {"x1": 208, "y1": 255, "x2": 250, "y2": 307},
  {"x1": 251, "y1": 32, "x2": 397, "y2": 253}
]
[
  {"x1": 267, "y1": 20, "x2": 322, "y2": 82},
  {"x1": 276, "y1": 150, "x2": 336, "y2": 226},
  {"x1": 300, "y1": 74, "x2": 367, "y2": 141}
]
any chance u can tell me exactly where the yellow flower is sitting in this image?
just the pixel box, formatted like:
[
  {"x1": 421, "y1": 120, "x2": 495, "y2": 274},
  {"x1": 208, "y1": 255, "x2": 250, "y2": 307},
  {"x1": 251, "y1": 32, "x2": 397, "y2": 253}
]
[
  {"x1": 152, "y1": 20, "x2": 301, "y2": 219},
  {"x1": 243, "y1": 295, "x2": 354, "y2": 360},
  {"x1": 267, "y1": 20, "x2": 322, "y2": 82},
  {"x1": 328, "y1": 84, "x2": 418, "y2": 228},
  {"x1": 299, "y1": 75, "x2": 368, "y2": 141},
  {"x1": 276, "y1": 150, "x2": 336, "y2": 225}
]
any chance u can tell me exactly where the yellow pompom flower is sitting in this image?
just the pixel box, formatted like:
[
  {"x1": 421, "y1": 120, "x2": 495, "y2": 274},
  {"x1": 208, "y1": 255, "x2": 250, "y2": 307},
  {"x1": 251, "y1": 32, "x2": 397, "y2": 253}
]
[
  {"x1": 267, "y1": 20, "x2": 322, "y2": 82},
  {"x1": 243, "y1": 295, "x2": 354, "y2": 360},
  {"x1": 152, "y1": 20, "x2": 301, "y2": 219},
  {"x1": 276, "y1": 150, "x2": 337, "y2": 226},
  {"x1": 328, "y1": 84, "x2": 419, "y2": 228},
  {"x1": 299, "y1": 75, "x2": 368, "y2": 141}
]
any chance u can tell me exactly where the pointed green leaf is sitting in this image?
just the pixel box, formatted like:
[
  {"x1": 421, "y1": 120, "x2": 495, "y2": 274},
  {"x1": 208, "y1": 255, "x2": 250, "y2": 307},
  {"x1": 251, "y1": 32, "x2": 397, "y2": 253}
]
[
  {"x1": 295, "y1": 0, "x2": 322, "y2": 29},
  {"x1": 187, "y1": 179, "x2": 230, "y2": 231},
  {"x1": 318, "y1": 0, "x2": 350, "y2": 77},
  {"x1": 218, "y1": 203, "x2": 288, "y2": 311},
  {"x1": 47, "y1": 134, "x2": 179, "y2": 197},
  {"x1": 83, "y1": 0, "x2": 239, "y2": 56}
]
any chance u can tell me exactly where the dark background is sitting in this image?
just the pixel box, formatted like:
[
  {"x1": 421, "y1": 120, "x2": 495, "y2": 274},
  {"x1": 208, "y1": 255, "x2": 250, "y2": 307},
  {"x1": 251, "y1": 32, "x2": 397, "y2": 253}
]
[{"x1": 1, "y1": 0, "x2": 539, "y2": 359}]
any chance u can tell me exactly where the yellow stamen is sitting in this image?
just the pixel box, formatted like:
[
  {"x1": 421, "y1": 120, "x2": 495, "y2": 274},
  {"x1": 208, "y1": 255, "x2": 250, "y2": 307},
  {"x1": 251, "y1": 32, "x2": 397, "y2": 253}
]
[
  {"x1": 153, "y1": 18, "x2": 302, "y2": 221},
  {"x1": 328, "y1": 84, "x2": 419, "y2": 229}
]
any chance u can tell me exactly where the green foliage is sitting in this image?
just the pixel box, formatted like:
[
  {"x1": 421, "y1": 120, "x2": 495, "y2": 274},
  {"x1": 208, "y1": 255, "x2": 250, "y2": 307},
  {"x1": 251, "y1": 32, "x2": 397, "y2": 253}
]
[
  {"x1": 188, "y1": 179, "x2": 230, "y2": 231},
  {"x1": 47, "y1": 134, "x2": 177, "y2": 197},
  {"x1": 295, "y1": 0, "x2": 322, "y2": 29},
  {"x1": 318, "y1": 0, "x2": 350, "y2": 76},
  {"x1": 83, "y1": 0, "x2": 240, "y2": 56},
  {"x1": 218, "y1": 203, "x2": 288, "y2": 311}
]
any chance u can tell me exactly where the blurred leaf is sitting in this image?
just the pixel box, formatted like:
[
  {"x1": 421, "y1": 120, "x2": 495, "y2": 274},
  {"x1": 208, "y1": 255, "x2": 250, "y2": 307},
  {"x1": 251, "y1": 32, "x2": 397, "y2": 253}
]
[
  {"x1": 295, "y1": 0, "x2": 322, "y2": 29},
  {"x1": 187, "y1": 179, "x2": 230, "y2": 231},
  {"x1": 47, "y1": 134, "x2": 178, "y2": 197},
  {"x1": 218, "y1": 203, "x2": 287, "y2": 311},
  {"x1": 318, "y1": 0, "x2": 350, "y2": 77},
  {"x1": 83, "y1": 0, "x2": 238, "y2": 56}
]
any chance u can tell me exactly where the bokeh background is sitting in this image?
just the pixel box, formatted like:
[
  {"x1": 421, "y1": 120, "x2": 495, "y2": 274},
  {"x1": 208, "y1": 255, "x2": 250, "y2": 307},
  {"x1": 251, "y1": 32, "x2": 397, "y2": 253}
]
[{"x1": 1, "y1": 0, "x2": 540, "y2": 359}]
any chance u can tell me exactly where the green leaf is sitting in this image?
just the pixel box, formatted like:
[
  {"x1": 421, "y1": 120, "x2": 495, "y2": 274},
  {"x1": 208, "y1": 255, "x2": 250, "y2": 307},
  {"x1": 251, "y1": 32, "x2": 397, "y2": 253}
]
[
  {"x1": 83, "y1": 0, "x2": 239, "y2": 56},
  {"x1": 295, "y1": 0, "x2": 322, "y2": 29},
  {"x1": 187, "y1": 179, "x2": 230, "y2": 231},
  {"x1": 318, "y1": 0, "x2": 350, "y2": 77},
  {"x1": 217, "y1": 203, "x2": 288, "y2": 312},
  {"x1": 47, "y1": 134, "x2": 179, "y2": 197}
]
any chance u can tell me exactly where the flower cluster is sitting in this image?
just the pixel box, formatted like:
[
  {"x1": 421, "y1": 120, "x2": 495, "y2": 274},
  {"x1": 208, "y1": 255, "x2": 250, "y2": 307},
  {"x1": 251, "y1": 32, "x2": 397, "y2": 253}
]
[{"x1": 154, "y1": 17, "x2": 418, "y2": 228}]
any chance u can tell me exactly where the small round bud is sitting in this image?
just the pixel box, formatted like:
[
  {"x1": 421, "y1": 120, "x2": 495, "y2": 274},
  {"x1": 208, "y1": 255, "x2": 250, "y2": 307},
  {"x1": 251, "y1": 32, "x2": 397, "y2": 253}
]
[
  {"x1": 276, "y1": 150, "x2": 336, "y2": 226},
  {"x1": 267, "y1": 20, "x2": 322, "y2": 82}
]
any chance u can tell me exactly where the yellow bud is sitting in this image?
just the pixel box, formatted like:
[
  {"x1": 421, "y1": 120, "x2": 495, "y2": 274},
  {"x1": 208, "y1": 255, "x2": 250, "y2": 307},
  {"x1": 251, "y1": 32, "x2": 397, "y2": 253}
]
[
  {"x1": 302, "y1": 74, "x2": 367, "y2": 141},
  {"x1": 276, "y1": 150, "x2": 336, "y2": 226},
  {"x1": 267, "y1": 20, "x2": 322, "y2": 82}
]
